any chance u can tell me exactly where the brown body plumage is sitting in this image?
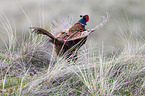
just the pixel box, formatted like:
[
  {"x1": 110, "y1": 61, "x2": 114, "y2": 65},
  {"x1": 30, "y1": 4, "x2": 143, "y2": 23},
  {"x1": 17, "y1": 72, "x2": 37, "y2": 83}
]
[
  {"x1": 31, "y1": 15, "x2": 89, "y2": 61},
  {"x1": 32, "y1": 23, "x2": 87, "y2": 61}
]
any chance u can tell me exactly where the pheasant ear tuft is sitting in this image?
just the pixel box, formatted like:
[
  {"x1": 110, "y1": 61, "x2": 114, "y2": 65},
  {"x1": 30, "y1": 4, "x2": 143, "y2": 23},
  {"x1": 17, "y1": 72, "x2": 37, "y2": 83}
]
[{"x1": 80, "y1": 15, "x2": 83, "y2": 17}]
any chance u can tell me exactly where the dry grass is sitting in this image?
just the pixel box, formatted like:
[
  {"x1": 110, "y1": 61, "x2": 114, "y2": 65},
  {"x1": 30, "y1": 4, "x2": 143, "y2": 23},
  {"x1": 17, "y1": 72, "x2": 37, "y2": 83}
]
[{"x1": 0, "y1": 6, "x2": 145, "y2": 96}]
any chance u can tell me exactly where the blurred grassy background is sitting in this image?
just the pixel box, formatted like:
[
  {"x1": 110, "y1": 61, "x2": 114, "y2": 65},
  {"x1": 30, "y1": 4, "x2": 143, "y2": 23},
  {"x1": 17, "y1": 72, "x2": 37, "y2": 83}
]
[{"x1": 0, "y1": 0, "x2": 145, "y2": 49}]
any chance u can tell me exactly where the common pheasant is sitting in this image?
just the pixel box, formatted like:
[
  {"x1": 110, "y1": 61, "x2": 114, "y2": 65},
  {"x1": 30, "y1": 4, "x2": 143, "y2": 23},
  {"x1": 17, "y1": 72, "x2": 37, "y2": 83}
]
[{"x1": 31, "y1": 15, "x2": 89, "y2": 61}]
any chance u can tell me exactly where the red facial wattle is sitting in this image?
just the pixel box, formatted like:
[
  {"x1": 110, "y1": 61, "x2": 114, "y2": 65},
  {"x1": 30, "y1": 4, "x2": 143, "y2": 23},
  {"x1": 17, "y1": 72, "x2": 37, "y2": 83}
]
[{"x1": 85, "y1": 15, "x2": 89, "y2": 22}]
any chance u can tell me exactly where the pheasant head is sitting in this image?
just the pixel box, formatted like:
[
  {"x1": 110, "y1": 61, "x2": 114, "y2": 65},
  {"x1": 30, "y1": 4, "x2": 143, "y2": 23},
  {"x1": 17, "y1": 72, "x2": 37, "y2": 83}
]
[{"x1": 78, "y1": 15, "x2": 89, "y2": 26}]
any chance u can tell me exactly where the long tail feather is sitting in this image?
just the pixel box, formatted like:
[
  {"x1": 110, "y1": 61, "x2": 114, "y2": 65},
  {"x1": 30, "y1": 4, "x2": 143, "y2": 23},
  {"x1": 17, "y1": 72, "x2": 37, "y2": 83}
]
[{"x1": 30, "y1": 27, "x2": 63, "y2": 45}]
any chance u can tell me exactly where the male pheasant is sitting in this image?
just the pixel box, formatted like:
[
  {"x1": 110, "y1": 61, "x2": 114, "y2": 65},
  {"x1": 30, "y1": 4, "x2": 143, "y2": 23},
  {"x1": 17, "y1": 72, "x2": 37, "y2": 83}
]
[{"x1": 32, "y1": 15, "x2": 89, "y2": 61}]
